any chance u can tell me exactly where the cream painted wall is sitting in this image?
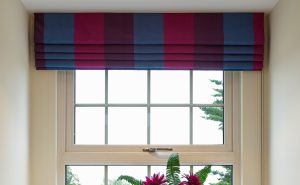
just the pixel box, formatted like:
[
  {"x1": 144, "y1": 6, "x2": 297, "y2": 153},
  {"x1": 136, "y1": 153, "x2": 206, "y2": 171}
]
[
  {"x1": 30, "y1": 67, "x2": 57, "y2": 185},
  {"x1": 0, "y1": 0, "x2": 29, "y2": 185},
  {"x1": 265, "y1": 0, "x2": 300, "y2": 184},
  {"x1": 29, "y1": 23, "x2": 58, "y2": 185}
]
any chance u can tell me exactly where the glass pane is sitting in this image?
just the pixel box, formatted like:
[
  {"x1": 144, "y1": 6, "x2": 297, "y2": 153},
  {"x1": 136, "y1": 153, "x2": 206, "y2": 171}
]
[
  {"x1": 75, "y1": 107, "x2": 105, "y2": 145},
  {"x1": 108, "y1": 70, "x2": 147, "y2": 103},
  {"x1": 151, "y1": 71, "x2": 189, "y2": 104},
  {"x1": 193, "y1": 166, "x2": 232, "y2": 185},
  {"x1": 151, "y1": 107, "x2": 189, "y2": 145},
  {"x1": 66, "y1": 166, "x2": 105, "y2": 185},
  {"x1": 76, "y1": 70, "x2": 105, "y2": 104},
  {"x1": 108, "y1": 166, "x2": 147, "y2": 185},
  {"x1": 193, "y1": 107, "x2": 223, "y2": 145},
  {"x1": 193, "y1": 71, "x2": 223, "y2": 104},
  {"x1": 108, "y1": 107, "x2": 147, "y2": 144}
]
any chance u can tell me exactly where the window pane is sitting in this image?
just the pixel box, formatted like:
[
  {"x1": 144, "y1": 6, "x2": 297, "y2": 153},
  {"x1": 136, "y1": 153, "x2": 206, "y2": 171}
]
[
  {"x1": 75, "y1": 107, "x2": 105, "y2": 145},
  {"x1": 193, "y1": 107, "x2": 223, "y2": 145},
  {"x1": 193, "y1": 71, "x2": 223, "y2": 104},
  {"x1": 108, "y1": 107, "x2": 147, "y2": 144},
  {"x1": 194, "y1": 166, "x2": 232, "y2": 185},
  {"x1": 66, "y1": 166, "x2": 105, "y2": 185},
  {"x1": 108, "y1": 166, "x2": 147, "y2": 184},
  {"x1": 76, "y1": 70, "x2": 105, "y2": 104},
  {"x1": 108, "y1": 70, "x2": 147, "y2": 103},
  {"x1": 151, "y1": 107, "x2": 189, "y2": 145},
  {"x1": 151, "y1": 71, "x2": 189, "y2": 104}
]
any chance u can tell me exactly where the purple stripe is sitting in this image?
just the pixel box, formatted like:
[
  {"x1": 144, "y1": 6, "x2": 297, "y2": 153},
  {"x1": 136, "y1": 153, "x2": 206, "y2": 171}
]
[
  {"x1": 194, "y1": 13, "x2": 224, "y2": 45},
  {"x1": 34, "y1": 13, "x2": 46, "y2": 69},
  {"x1": 34, "y1": 13, "x2": 44, "y2": 43},
  {"x1": 194, "y1": 61, "x2": 223, "y2": 70},
  {"x1": 104, "y1": 13, "x2": 134, "y2": 44},
  {"x1": 253, "y1": 13, "x2": 264, "y2": 70},
  {"x1": 104, "y1": 13, "x2": 134, "y2": 67},
  {"x1": 194, "y1": 14, "x2": 224, "y2": 65}
]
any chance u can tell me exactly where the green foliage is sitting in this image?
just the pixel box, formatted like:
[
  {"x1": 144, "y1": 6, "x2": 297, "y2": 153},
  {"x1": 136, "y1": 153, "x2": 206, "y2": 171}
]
[
  {"x1": 201, "y1": 107, "x2": 223, "y2": 130},
  {"x1": 201, "y1": 107, "x2": 223, "y2": 121},
  {"x1": 213, "y1": 99, "x2": 223, "y2": 105},
  {"x1": 201, "y1": 79, "x2": 224, "y2": 130},
  {"x1": 117, "y1": 175, "x2": 143, "y2": 185},
  {"x1": 195, "y1": 165, "x2": 211, "y2": 184},
  {"x1": 210, "y1": 80, "x2": 222, "y2": 85},
  {"x1": 66, "y1": 166, "x2": 81, "y2": 185},
  {"x1": 209, "y1": 166, "x2": 232, "y2": 185},
  {"x1": 166, "y1": 153, "x2": 181, "y2": 185},
  {"x1": 212, "y1": 89, "x2": 223, "y2": 99}
]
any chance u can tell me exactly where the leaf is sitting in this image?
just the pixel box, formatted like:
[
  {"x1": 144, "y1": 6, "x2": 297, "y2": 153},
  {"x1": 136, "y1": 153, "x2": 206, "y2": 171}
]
[
  {"x1": 210, "y1": 80, "x2": 222, "y2": 85},
  {"x1": 201, "y1": 107, "x2": 223, "y2": 118},
  {"x1": 195, "y1": 165, "x2": 211, "y2": 184},
  {"x1": 201, "y1": 107, "x2": 223, "y2": 122},
  {"x1": 117, "y1": 175, "x2": 143, "y2": 185},
  {"x1": 212, "y1": 99, "x2": 224, "y2": 105},
  {"x1": 166, "y1": 153, "x2": 181, "y2": 185},
  {"x1": 212, "y1": 88, "x2": 224, "y2": 97}
]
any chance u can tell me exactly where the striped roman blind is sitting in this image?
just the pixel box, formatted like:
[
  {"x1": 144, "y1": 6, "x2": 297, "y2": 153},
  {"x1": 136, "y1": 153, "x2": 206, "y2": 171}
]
[{"x1": 34, "y1": 13, "x2": 264, "y2": 70}]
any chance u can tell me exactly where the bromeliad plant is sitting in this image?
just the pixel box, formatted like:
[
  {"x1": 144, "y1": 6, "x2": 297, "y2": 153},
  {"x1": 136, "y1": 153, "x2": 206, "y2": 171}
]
[{"x1": 117, "y1": 153, "x2": 211, "y2": 185}]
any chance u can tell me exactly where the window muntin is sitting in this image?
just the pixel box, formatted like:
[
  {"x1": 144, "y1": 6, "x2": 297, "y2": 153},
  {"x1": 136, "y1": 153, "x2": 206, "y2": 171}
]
[{"x1": 73, "y1": 70, "x2": 226, "y2": 147}]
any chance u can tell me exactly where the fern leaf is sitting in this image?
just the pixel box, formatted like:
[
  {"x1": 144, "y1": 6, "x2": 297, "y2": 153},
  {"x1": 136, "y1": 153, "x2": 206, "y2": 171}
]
[
  {"x1": 166, "y1": 153, "x2": 181, "y2": 185},
  {"x1": 117, "y1": 175, "x2": 143, "y2": 185},
  {"x1": 195, "y1": 165, "x2": 211, "y2": 184}
]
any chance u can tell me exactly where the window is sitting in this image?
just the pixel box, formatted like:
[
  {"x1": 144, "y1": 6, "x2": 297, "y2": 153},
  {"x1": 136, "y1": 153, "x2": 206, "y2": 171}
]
[{"x1": 57, "y1": 70, "x2": 240, "y2": 185}]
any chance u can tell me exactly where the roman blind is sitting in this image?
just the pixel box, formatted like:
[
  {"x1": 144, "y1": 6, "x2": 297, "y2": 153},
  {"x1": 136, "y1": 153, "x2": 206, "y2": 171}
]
[{"x1": 34, "y1": 13, "x2": 264, "y2": 70}]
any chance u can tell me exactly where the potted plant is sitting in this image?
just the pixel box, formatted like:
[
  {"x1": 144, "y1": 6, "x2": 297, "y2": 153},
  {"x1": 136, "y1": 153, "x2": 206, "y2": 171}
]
[{"x1": 117, "y1": 153, "x2": 211, "y2": 185}]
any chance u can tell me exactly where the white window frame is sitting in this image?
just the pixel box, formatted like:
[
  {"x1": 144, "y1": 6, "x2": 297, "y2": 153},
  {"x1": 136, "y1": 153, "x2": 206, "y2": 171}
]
[{"x1": 57, "y1": 71, "x2": 242, "y2": 185}]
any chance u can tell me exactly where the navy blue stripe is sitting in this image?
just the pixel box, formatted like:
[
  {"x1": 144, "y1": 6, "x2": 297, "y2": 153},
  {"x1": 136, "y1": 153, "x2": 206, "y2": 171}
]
[
  {"x1": 223, "y1": 13, "x2": 254, "y2": 45},
  {"x1": 44, "y1": 13, "x2": 74, "y2": 44}
]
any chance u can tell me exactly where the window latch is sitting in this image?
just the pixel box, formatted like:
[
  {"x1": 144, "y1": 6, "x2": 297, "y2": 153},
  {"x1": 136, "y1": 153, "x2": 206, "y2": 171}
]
[{"x1": 142, "y1": 147, "x2": 173, "y2": 152}]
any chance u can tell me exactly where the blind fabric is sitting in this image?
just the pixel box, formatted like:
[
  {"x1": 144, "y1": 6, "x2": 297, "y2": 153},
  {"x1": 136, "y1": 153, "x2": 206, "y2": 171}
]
[{"x1": 34, "y1": 13, "x2": 264, "y2": 70}]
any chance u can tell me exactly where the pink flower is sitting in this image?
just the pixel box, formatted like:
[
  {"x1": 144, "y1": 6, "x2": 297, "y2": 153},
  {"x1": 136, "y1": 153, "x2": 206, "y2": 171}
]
[
  {"x1": 179, "y1": 172, "x2": 202, "y2": 185},
  {"x1": 143, "y1": 173, "x2": 168, "y2": 185}
]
